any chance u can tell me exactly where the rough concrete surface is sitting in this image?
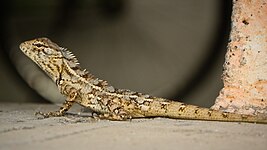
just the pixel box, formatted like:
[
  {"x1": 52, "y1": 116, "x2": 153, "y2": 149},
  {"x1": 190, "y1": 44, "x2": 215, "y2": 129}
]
[
  {"x1": 0, "y1": 103, "x2": 266, "y2": 150},
  {"x1": 213, "y1": 0, "x2": 267, "y2": 115}
]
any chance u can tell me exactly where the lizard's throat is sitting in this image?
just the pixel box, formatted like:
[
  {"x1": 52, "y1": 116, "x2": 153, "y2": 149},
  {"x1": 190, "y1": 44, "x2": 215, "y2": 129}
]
[{"x1": 39, "y1": 64, "x2": 62, "y2": 84}]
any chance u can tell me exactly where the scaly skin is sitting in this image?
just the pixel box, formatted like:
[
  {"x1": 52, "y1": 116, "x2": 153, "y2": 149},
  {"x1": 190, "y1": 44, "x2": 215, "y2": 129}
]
[{"x1": 19, "y1": 37, "x2": 267, "y2": 123}]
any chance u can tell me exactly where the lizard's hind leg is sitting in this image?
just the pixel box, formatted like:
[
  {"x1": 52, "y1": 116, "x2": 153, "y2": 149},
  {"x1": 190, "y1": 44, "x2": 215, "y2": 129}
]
[{"x1": 94, "y1": 112, "x2": 132, "y2": 121}]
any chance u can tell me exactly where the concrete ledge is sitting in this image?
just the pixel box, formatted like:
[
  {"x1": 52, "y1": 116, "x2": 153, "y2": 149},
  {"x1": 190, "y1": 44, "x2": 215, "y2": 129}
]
[{"x1": 0, "y1": 103, "x2": 266, "y2": 150}]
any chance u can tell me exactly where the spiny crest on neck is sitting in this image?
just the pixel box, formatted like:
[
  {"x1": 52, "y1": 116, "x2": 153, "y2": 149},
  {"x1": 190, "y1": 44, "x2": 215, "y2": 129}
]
[
  {"x1": 59, "y1": 44, "x2": 109, "y2": 87},
  {"x1": 61, "y1": 47, "x2": 79, "y2": 64},
  {"x1": 59, "y1": 46, "x2": 96, "y2": 80}
]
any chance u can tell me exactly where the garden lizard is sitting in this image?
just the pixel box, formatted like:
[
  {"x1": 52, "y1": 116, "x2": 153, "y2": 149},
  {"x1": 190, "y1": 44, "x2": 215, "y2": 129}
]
[{"x1": 19, "y1": 37, "x2": 267, "y2": 123}]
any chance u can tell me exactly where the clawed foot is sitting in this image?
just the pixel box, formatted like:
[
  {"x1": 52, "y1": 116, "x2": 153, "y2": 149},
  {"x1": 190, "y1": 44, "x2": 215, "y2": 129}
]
[{"x1": 35, "y1": 111, "x2": 64, "y2": 118}]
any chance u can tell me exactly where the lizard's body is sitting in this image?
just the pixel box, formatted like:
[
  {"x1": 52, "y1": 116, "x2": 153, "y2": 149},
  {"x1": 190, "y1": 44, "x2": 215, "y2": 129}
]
[{"x1": 20, "y1": 37, "x2": 267, "y2": 123}]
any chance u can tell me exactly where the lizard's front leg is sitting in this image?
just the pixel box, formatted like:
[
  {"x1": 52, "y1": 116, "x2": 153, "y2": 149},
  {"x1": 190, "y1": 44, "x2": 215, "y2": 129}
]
[{"x1": 36, "y1": 90, "x2": 77, "y2": 118}]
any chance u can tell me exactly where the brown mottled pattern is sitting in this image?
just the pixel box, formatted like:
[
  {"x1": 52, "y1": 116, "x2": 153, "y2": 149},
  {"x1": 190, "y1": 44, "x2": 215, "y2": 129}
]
[{"x1": 19, "y1": 37, "x2": 267, "y2": 124}]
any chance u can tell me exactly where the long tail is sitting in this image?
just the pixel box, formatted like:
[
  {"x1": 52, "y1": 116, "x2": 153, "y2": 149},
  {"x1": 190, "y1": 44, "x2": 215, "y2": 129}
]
[{"x1": 132, "y1": 100, "x2": 267, "y2": 124}]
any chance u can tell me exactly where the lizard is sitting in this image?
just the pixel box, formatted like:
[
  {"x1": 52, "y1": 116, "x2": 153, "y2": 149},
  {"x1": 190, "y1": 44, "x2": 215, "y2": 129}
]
[{"x1": 19, "y1": 37, "x2": 267, "y2": 124}]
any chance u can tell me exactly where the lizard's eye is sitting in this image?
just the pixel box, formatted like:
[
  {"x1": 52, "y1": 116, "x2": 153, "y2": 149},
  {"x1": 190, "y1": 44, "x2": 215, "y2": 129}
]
[
  {"x1": 33, "y1": 43, "x2": 44, "y2": 47},
  {"x1": 33, "y1": 43, "x2": 48, "y2": 48}
]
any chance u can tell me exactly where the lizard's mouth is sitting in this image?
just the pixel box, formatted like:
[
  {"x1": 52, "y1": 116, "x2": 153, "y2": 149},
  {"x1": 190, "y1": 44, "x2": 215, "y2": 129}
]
[
  {"x1": 19, "y1": 42, "x2": 26, "y2": 52},
  {"x1": 19, "y1": 42, "x2": 32, "y2": 58},
  {"x1": 19, "y1": 41, "x2": 37, "y2": 58},
  {"x1": 19, "y1": 41, "x2": 33, "y2": 56}
]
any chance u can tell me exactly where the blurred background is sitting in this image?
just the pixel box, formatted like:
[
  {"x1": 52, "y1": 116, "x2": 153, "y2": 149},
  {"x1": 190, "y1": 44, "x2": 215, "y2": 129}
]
[{"x1": 0, "y1": 0, "x2": 232, "y2": 107}]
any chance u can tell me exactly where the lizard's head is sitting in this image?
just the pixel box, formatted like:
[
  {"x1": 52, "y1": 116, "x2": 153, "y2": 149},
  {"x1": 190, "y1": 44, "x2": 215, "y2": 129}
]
[
  {"x1": 20, "y1": 37, "x2": 63, "y2": 60},
  {"x1": 19, "y1": 37, "x2": 79, "y2": 82}
]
